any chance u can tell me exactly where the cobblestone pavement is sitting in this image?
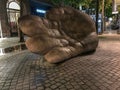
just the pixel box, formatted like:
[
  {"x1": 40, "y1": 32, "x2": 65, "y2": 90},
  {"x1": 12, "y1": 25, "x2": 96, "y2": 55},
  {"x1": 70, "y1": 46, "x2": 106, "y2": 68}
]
[{"x1": 0, "y1": 35, "x2": 120, "y2": 90}]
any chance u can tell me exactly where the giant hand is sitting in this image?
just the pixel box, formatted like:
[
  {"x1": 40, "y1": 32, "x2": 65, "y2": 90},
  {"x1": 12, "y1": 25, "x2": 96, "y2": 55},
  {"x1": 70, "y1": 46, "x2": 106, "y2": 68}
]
[{"x1": 18, "y1": 7, "x2": 99, "y2": 64}]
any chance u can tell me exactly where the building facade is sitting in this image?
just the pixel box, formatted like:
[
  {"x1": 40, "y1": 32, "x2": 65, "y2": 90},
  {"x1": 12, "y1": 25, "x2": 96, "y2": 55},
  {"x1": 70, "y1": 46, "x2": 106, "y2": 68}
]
[
  {"x1": 116, "y1": 0, "x2": 120, "y2": 5},
  {"x1": 0, "y1": 0, "x2": 30, "y2": 37},
  {"x1": 113, "y1": 0, "x2": 120, "y2": 12},
  {"x1": 0, "y1": 0, "x2": 52, "y2": 38}
]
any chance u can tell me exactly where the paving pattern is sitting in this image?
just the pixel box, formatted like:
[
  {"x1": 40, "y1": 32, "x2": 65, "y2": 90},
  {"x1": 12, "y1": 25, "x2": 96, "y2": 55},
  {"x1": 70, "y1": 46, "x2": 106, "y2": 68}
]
[{"x1": 0, "y1": 35, "x2": 120, "y2": 90}]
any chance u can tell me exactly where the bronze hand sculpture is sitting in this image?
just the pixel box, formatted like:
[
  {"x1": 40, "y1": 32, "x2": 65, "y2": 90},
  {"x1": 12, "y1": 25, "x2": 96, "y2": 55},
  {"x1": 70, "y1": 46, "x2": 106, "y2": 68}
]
[{"x1": 18, "y1": 7, "x2": 99, "y2": 64}]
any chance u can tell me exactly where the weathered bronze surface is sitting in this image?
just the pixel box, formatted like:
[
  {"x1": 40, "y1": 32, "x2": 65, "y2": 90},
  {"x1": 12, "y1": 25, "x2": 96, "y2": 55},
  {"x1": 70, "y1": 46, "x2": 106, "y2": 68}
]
[{"x1": 18, "y1": 7, "x2": 99, "y2": 64}]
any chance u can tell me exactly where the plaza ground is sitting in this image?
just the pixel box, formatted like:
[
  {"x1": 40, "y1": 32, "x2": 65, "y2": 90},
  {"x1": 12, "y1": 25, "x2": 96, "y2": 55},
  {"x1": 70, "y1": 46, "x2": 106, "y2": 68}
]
[{"x1": 0, "y1": 34, "x2": 120, "y2": 90}]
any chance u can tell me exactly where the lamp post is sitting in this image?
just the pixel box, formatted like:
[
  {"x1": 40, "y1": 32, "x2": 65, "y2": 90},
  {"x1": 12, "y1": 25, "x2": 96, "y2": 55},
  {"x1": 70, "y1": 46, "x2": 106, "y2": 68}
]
[{"x1": 96, "y1": 0, "x2": 99, "y2": 34}]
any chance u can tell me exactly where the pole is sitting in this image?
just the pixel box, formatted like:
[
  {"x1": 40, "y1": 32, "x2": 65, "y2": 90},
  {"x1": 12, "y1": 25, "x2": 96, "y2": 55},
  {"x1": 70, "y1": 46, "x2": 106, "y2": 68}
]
[
  {"x1": 0, "y1": 20, "x2": 3, "y2": 38},
  {"x1": 19, "y1": 0, "x2": 24, "y2": 42},
  {"x1": 96, "y1": 0, "x2": 99, "y2": 34},
  {"x1": 101, "y1": 0, "x2": 105, "y2": 34}
]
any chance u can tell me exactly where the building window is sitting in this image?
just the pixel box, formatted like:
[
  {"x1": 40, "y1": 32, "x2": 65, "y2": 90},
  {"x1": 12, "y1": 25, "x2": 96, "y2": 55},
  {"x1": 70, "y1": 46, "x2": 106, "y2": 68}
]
[
  {"x1": 9, "y1": 2, "x2": 20, "y2": 10},
  {"x1": 7, "y1": 1, "x2": 20, "y2": 36}
]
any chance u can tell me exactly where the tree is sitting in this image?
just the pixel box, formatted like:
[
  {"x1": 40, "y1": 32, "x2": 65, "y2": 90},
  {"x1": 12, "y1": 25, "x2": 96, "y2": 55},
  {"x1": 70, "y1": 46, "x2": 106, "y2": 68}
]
[
  {"x1": 101, "y1": 0, "x2": 105, "y2": 33},
  {"x1": 96, "y1": 0, "x2": 99, "y2": 34},
  {"x1": 51, "y1": 0, "x2": 113, "y2": 34},
  {"x1": 104, "y1": 0, "x2": 112, "y2": 17},
  {"x1": 51, "y1": 0, "x2": 92, "y2": 9}
]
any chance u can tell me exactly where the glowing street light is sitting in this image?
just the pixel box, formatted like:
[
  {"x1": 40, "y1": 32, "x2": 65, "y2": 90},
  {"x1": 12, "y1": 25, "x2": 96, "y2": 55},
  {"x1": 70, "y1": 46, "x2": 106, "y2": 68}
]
[{"x1": 36, "y1": 9, "x2": 46, "y2": 14}]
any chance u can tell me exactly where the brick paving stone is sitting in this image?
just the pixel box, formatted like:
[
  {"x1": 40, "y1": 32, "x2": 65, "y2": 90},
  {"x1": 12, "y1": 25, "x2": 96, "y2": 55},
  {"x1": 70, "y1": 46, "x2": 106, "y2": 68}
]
[
  {"x1": 0, "y1": 35, "x2": 120, "y2": 90},
  {"x1": 36, "y1": 86, "x2": 44, "y2": 90}
]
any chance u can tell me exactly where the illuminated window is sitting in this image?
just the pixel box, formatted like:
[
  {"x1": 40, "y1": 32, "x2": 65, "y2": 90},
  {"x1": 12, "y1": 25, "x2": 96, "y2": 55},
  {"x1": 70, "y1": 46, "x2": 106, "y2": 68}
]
[{"x1": 9, "y1": 2, "x2": 20, "y2": 10}]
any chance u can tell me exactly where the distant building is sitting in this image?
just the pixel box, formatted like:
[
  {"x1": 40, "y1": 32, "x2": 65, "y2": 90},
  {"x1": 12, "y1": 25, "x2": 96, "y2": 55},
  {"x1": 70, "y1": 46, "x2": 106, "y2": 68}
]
[{"x1": 112, "y1": 0, "x2": 120, "y2": 14}]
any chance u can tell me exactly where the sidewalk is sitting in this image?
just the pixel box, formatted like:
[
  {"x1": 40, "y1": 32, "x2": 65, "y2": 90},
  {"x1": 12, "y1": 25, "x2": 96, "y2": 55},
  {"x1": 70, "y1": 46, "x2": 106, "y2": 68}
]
[
  {"x1": 0, "y1": 37, "x2": 26, "y2": 54},
  {"x1": 0, "y1": 34, "x2": 120, "y2": 90}
]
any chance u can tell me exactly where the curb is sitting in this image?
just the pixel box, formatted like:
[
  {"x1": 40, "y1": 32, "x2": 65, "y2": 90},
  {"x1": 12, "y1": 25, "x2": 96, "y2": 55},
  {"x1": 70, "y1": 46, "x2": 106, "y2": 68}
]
[{"x1": 0, "y1": 43, "x2": 27, "y2": 54}]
